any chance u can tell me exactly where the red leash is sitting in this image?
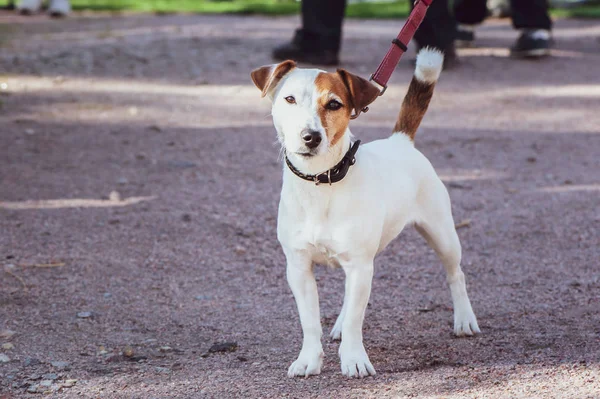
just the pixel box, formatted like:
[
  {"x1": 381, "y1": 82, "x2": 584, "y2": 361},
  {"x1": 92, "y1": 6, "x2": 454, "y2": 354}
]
[{"x1": 352, "y1": 0, "x2": 433, "y2": 119}]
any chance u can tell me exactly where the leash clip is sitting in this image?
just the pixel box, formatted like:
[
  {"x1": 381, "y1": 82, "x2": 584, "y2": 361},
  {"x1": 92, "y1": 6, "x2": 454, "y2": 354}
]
[{"x1": 369, "y1": 74, "x2": 387, "y2": 96}]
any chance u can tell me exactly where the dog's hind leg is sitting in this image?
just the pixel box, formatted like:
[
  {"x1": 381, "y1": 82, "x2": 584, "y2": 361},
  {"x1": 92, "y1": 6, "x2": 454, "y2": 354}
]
[
  {"x1": 330, "y1": 290, "x2": 347, "y2": 341},
  {"x1": 415, "y1": 179, "x2": 480, "y2": 337},
  {"x1": 285, "y1": 251, "x2": 324, "y2": 377}
]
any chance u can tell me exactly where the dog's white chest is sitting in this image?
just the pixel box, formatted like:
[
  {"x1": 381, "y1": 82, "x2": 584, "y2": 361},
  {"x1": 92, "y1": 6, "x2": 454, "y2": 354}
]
[
  {"x1": 301, "y1": 225, "x2": 350, "y2": 268},
  {"x1": 313, "y1": 239, "x2": 344, "y2": 268}
]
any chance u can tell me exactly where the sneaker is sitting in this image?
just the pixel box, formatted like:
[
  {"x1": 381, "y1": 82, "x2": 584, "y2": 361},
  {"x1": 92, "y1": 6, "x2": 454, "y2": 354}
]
[
  {"x1": 510, "y1": 29, "x2": 552, "y2": 58},
  {"x1": 17, "y1": 0, "x2": 42, "y2": 14},
  {"x1": 272, "y1": 30, "x2": 340, "y2": 66},
  {"x1": 48, "y1": 0, "x2": 70, "y2": 17},
  {"x1": 455, "y1": 24, "x2": 476, "y2": 48}
]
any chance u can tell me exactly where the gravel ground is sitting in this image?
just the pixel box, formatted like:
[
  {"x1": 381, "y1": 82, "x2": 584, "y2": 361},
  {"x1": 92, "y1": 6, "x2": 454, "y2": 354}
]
[{"x1": 1, "y1": 11, "x2": 599, "y2": 399}]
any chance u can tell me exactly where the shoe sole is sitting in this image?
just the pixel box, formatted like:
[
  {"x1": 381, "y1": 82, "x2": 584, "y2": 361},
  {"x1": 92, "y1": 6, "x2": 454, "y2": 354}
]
[
  {"x1": 510, "y1": 48, "x2": 551, "y2": 58},
  {"x1": 455, "y1": 40, "x2": 475, "y2": 49}
]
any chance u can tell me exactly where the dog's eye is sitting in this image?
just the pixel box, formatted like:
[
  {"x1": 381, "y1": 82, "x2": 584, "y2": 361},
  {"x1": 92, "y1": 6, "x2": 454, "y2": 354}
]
[
  {"x1": 285, "y1": 96, "x2": 296, "y2": 104},
  {"x1": 326, "y1": 100, "x2": 342, "y2": 111}
]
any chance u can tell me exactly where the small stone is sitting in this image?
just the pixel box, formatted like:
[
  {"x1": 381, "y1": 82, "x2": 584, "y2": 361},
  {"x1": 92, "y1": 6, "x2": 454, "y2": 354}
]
[
  {"x1": 42, "y1": 373, "x2": 58, "y2": 380},
  {"x1": 455, "y1": 219, "x2": 471, "y2": 229},
  {"x1": 155, "y1": 366, "x2": 171, "y2": 373},
  {"x1": 103, "y1": 292, "x2": 112, "y2": 298},
  {"x1": 144, "y1": 339, "x2": 157, "y2": 344},
  {"x1": 208, "y1": 342, "x2": 238, "y2": 353},
  {"x1": 50, "y1": 361, "x2": 70, "y2": 370},
  {"x1": 0, "y1": 329, "x2": 15, "y2": 339},
  {"x1": 237, "y1": 356, "x2": 248, "y2": 362},
  {"x1": 39, "y1": 380, "x2": 53, "y2": 387},
  {"x1": 448, "y1": 182, "x2": 471, "y2": 190},
  {"x1": 123, "y1": 346, "x2": 135, "y2": 358},
  {"x1": 0, "y1": 353, "x2": 10, "y2": 363},
  {"x1": 117, "y1": 177, "x2": 129, "y2": 185},
  {"x1": 2, "y1": 343, "x2": 14, "y2": 350},
  {"x1": 77, "y1": 311, "x2": 93, "y2": 319},
  {"x1": 194, "y1": 295, "x2": 211, "y2": 301},
  {"x1": 159, "y1": 346, "x2": 172, "y2": 353},
  {"x1": 27, "y1": 385, "x2": 38, "y2": 393},
  {"x1": 234, "y1": 245, "x2": 247, "y2": 255},
  {"x1": 128, "y1": 106, "x2": 138, "y2": 116},
  {"x1": 24, "y1": 128, "x2": 35, "y2": 135},
  {"x1": 564, "y1": 179, "x2": 573, "y2": 185},
  {"x1": 23, "y1": 357, "x2": 40, "y2": 366},
  {"x1": 108, "y1": 191, "x2": 121, "y2": 201},
  {"x1": 62, "y1": 379, "x2": 77, "y2": 388},
  {"x1": 526, "y1": 156, "x2": 537, "y2": 163},
  {"x1": 181, "y1": 214, "x2": 192, "y2": 222},
  {"x1": 148, "y1": 125, "x2": 162, "y2": 132}
]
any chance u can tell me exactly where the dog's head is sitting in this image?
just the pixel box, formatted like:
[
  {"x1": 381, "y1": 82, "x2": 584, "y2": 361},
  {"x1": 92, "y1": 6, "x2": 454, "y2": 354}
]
[{"x1": 251, "y1": 61, "x2": 380, "y2": 165}]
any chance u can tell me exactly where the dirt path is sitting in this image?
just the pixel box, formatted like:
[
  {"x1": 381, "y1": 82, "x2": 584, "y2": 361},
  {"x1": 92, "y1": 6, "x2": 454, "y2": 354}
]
[{"x1": 1, "y1": 11, "x2": 599, "y2": 398}]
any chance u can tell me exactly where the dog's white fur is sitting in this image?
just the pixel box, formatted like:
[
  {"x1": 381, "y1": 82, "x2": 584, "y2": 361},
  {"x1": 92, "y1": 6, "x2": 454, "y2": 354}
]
[{"x1": 254, "y1": 48, "x2": 480, "y2": 378}]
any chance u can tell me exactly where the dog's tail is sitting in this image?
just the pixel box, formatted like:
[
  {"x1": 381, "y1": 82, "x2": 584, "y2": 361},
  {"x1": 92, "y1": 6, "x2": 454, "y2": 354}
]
[{"x1": 393, "y1": 47, "x2": 443, "y2": 140}]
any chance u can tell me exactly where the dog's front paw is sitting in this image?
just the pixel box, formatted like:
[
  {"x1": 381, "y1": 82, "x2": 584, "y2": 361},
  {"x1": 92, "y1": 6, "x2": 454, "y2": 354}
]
[
  {"x1": 454, "y1": 305, "x2": 481, "y2": 337},
  {"x1": 339, "y1": 344, "x2": 376, "y2": 378},
  {"x1": 287, "y1": 349, "x2": 323, "y2": 378}
]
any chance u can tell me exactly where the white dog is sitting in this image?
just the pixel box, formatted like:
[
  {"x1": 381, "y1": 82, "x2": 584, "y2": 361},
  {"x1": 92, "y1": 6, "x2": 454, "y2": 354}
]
[{"x1": 251, "y1": 48, "x2": 480, "y2": 379}]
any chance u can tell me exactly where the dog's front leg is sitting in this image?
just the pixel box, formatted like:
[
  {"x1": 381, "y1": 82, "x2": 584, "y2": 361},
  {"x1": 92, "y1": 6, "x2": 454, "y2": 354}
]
[
  {"x1": 285, "y1": 252, "x2": 324, "y2": 378},
  {"x1": 339, "y1": 261, "x2": 376, "y2": 378}
]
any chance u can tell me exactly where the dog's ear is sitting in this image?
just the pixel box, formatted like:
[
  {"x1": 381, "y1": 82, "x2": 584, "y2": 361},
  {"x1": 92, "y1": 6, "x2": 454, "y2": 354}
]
[
  {"x1": 251, "y1": 60, "x2": 297, "y2": 98},
  {"x1": 336, "y1": 69, "x2": 381, "y2": 116}
]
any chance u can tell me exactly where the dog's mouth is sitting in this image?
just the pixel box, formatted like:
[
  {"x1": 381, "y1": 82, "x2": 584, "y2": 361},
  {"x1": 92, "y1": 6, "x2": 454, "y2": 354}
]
[{"x1": 295, "y1": 152, "x2": 315, "y2": 158}]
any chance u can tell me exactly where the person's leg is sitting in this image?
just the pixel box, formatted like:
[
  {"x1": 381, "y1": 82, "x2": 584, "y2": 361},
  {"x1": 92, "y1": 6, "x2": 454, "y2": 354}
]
[
  {"x1": 412, "y1": 0, "x2": 455, "y2": 51},
  {"x1": 509, "y1": 0, "x2": 552, "y2": 57},
  {"x1": 302, "y1": 0, "x2": 346, "y2": 53},
  {"x1": 511, "y1": 0, "x2": 552, "y2": 30},
  {"x1": 16, "y1": 0, "x2": 42, "y2": 14},
  {"x1": 273, "y1": 0, "x2": 346, "y2": 65},
  {"x1": 454, "y1": 0, "x2": 488, "y2": 25},
  {"x1": 453, "y1": 0, "x2": 488, "y2": 48},
  {"x1": 48, "y1": 0, "x2": 71, "y2": 17}
]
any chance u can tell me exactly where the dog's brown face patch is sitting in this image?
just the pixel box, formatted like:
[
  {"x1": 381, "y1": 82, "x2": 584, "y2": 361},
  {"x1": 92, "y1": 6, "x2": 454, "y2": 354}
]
[{"x1": 314, "y1": 72, "x2": 352, "y2": 147}]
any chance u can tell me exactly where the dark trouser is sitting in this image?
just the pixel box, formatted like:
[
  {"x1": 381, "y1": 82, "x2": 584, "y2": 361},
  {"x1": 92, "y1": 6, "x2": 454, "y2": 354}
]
[
  {"x1": 413, "y1": 0, "x2": 552, "y2": 50},
  {"x1": 301, "y1": 0, "x2": 347, "y2": 52}
]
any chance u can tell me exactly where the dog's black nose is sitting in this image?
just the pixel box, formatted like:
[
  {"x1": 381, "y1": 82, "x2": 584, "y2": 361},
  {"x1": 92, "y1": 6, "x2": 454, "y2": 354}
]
[{"x1": 302, "y1": 130, "x2": 322, "y2": 149}]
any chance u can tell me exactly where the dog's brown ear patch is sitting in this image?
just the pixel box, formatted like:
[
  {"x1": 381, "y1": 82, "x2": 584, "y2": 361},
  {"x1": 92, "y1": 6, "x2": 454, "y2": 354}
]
[
  {"x1": 251, "y1": 60, "x2": 296, "y2": 98},
  {"x1": 336, "y1": 69, "x2": 380, "y2": 117}
]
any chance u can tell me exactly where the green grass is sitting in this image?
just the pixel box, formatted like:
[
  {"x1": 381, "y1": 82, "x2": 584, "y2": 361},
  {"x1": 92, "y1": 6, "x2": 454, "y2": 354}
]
[{"x1": 0, "y1": 0, "x2": 598, "y2": 19}]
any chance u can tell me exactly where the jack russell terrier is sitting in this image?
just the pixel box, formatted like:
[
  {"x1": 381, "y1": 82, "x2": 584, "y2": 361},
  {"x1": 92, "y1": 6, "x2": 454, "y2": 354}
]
[{"x1": 251, "y1": 48, "x2": 480, "y2": 379}]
